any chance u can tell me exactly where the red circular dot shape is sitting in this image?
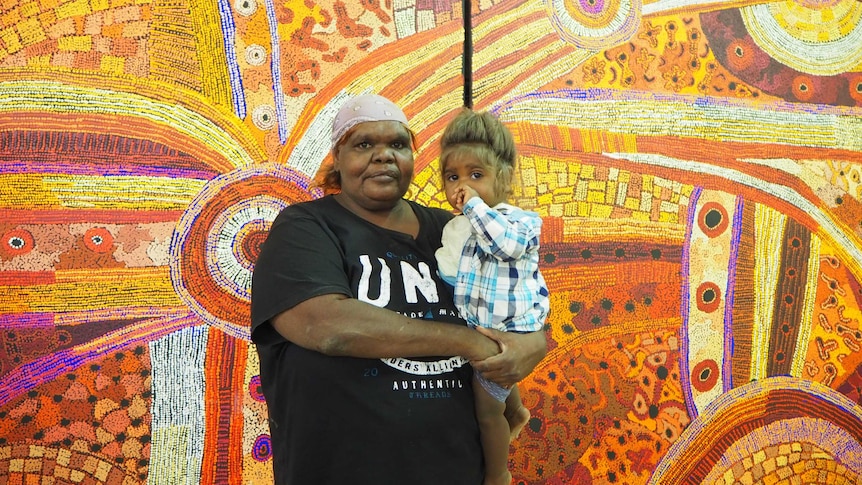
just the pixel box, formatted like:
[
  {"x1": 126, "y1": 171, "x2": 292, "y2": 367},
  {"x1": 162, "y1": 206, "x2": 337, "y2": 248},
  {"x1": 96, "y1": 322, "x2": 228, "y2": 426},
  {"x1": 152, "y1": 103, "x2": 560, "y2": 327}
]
[
  {"x1": 83, "y1": 228, "x2": 114, "y2": 253},
  {"x1": 691, "y1": 359, "x2": 719, "y2": 393},
  {"x1": 697, "y1": 202, "x2": 729, "y2": 237},
  {"x1": 791, "y1": 75, "x2": 815, "y2": 102},
  {"x1": 725, "y1": 38, "x2": 755, "y2": 71},
  {"x1": 695, "y1": 282, "x2": 722, "y2": 313},
  {"x1": 2, "y1": 228, "x2": 35, "y2": 256}
]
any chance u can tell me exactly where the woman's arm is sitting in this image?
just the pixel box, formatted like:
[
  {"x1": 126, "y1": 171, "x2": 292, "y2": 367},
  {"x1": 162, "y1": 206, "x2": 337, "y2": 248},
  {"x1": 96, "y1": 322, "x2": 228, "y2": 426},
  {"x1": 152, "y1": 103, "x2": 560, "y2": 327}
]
[
  {"x1": 269, "y1": 293, "x2": 501, "y2": 362},
  {"x1": 471, "y1": 327, "x2": 549, "y2": 388}
]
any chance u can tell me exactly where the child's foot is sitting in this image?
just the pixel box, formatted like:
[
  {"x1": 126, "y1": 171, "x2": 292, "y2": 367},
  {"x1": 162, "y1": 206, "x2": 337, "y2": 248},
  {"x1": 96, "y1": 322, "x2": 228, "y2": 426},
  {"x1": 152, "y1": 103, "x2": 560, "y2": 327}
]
[
  {"x1": 483, "y1": 470, "x2": 512, "y2": 485},
  {"x1": 506, "y1": 405, "x2": 530, "y2": 442}
]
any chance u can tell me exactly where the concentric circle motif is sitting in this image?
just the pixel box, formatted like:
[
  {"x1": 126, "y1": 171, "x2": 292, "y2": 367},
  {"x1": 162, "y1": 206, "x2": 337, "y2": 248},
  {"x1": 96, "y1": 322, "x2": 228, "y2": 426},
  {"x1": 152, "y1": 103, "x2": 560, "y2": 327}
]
[
  {"x1": 724, "y1": 38, "x2": 757, "y2": 72},
  {"x1": 650, "y1": 377, "x2": 862, "y2": 484},
  {"x1": 543, "y1": 0, "x2": 641, "y2": 50},
  {"x1": 690, "y1": 359, "x2": 720, "y2": 393},
  {"x1": 234, "y1": 0, "x2": 256, "y2": 16},
  {"x1": 740, "y1": 1, "x2": 862, "y2": 76},
  {"x1": 171, "y1": 164, "x2": 321, "y2": 340},
  {"x1": 695, "y1": 282, "x2": 721, "y2": 313},
  {"x1": 208, "y1": 201, "x2": 283, "y2": 301},
  {"x1": 83, "y1": 228, "x2": 115, "y2": 253},
  {"x1": 252, "y1": 105, "x2": 277, "y2": 131},
  {"x1": 580, "y1": 0, "x2": 605, "y2": 16},
  {"x1": 697, "y1": 202, "x2": 729, "y2": 237},
  {"x1": 791, "y1": 74, "x2": 816, "y2": 102},
  {"x1": 252, "y1": 434, "x2": 272, "y2": 462},
  {"x1": 234, "y1": 221, "x2": 270, "y2": 267},
  {"x1": 1, "y1": 228, "x2": 34, "y2": 257},
  {"x1": 245, "y1": 45, "x2": 267, "y2": 67},
  {"x1": 702, "y1": 8, "x2": 862, "y2": 106},
  {"x1": 249, "y1": 375, "x2": 266, "y2": 402},
  {"x1": 850, "y1": 73, "x2": 862, "y2": 103}
]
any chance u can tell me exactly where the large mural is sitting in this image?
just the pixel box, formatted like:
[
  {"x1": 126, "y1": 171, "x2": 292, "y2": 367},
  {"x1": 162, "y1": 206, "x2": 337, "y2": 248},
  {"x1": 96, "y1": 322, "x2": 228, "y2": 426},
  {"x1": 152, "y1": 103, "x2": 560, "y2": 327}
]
[{"x1": 2, "y1": 0, "x2": 862, "y2": 483}]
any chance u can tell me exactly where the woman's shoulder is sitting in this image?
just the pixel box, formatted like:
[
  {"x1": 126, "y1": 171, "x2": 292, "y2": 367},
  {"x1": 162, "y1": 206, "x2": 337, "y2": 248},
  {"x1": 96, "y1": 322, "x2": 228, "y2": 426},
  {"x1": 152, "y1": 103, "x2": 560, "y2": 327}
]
[
  {"x1": 267, "y1": 196, "x2": 339, "y2": 234},
  {"x1": 275, "y1": 195, "x2": 335, "y2": 218}
]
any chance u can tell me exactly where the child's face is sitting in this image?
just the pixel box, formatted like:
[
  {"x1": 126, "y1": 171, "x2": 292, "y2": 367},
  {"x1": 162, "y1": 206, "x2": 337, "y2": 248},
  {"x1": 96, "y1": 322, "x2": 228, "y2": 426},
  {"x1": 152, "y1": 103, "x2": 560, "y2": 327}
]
[{"x1": 442, "y1": 151, "x2": 506, "y2": 210}]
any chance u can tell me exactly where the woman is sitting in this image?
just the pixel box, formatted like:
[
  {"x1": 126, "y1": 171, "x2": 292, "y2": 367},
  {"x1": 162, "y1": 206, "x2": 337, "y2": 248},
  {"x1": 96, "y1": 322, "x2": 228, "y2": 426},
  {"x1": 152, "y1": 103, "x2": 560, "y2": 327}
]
[{"x1": 250, "y1": 94, "x2": 548, "y2": 484}]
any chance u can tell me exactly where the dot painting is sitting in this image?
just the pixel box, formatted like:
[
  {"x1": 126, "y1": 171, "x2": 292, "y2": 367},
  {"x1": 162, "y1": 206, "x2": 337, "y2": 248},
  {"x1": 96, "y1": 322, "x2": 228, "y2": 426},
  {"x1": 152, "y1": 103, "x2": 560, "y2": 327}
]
[{"x1": 2, "y1": 0, "x2": 862, "y2": 484}]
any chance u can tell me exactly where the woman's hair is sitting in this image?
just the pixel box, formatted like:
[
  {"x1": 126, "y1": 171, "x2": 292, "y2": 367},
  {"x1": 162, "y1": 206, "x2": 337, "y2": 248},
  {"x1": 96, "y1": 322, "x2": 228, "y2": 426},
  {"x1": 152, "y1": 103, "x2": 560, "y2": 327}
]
[
  {"x1": 439, "y1": 108, "x2": 516, "y2": 198},
  {"x1": 315, "y1": 130, "x2": 353, "y2": 193},
  {"x1": 315, "y1": 165, "x2": 342, "y2": 194}
]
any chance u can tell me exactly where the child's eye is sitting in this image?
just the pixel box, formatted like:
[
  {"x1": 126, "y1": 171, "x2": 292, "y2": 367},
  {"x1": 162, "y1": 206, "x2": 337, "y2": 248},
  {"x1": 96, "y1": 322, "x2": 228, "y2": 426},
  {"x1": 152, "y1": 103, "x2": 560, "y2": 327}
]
[
  {"x1": 445, "y1": 174, "x2": 458, "y2": 182},
  {"x1": 470, "y1": 172, "x2": 483, "y2": 179}
]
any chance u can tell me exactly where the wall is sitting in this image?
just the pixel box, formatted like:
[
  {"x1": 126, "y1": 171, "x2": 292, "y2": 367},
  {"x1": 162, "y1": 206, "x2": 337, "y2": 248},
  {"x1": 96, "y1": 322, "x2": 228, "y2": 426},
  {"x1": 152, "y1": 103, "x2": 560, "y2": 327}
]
[{"x1": 1, "y1": 0, "x2": 862, "y2": 483}]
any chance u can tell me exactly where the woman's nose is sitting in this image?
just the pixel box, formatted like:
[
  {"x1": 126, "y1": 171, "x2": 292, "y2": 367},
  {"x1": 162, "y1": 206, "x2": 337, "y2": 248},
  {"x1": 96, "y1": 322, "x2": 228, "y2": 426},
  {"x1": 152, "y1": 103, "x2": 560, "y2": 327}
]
[{"x1": 371, "y1": 145, "x2": 395, "y2": 162}]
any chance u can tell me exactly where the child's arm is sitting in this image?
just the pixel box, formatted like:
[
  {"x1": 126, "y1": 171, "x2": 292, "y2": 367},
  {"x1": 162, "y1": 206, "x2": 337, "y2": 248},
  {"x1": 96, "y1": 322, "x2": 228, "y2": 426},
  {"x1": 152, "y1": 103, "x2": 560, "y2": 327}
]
[{"x1": 461, "y1": 196, "x2": 541, "y2": 261}]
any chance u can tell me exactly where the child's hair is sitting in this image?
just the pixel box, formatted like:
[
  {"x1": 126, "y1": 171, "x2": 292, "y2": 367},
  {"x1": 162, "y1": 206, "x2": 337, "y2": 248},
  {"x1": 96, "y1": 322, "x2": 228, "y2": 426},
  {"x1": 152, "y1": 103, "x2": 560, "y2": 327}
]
[{"x1": 439, "y1": 108, "x2": 516, "y2": 198}]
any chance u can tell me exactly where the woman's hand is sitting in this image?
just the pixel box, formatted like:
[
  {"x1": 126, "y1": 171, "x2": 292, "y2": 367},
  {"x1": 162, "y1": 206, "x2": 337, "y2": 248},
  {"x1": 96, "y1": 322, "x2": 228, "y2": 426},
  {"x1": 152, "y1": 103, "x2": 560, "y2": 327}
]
[{"x1": 470, "y1": 327, "x2": 548, "y2": 388}]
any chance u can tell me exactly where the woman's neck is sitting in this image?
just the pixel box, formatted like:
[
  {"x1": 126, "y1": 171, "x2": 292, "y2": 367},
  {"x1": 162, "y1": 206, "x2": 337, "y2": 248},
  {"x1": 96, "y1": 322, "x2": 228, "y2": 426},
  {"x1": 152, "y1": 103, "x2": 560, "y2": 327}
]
[{"x1": 334, "y1": 194, "x2": 419, "y2": 238}]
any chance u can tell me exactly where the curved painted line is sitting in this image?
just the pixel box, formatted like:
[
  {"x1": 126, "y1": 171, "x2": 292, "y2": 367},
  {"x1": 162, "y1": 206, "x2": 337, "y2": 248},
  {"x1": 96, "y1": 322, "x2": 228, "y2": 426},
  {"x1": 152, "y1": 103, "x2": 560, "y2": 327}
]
[
  {"x1": 679, "y1": 186, "x2": 702, "y2": 419},
  {"x1": 495, "y1": 89, "x2": 862, "y2": 152},
  {"x1": 741, "y1": 3, "x2": 862, "y2": 76},
  {"x1": 722, "y1": 195, "x2": 744, "y2": 392},
  {"x1": 264, "y1": 0, "x2": 288, "y2": 143},
  {"x1": 603, "y1": 152, "x2": 862, "y2": 281},
  {"x1": 1, "y1": 160, "x2": 218, "y2": 180},
  {"x1": 545, "y1": 0, "x2": 641, "y2": 49},
  {"x1": 217, "y1": 0, "x2": 247, "y2": 119},
  {"x1": 0, "y1": 81, "x2": 258, "y2": 170},
  {"x1": 650, "y1": 375, "x2": 862, "y2": 482},
  {"x1": 700, "y1": 416, "x2": 862, "y2": 483},
  {"x1": 642, "y1": 0, "x2": 759, "y2": 16},
  {"x1": 0, "y1": 312, "x2": 201, "y2": 406}
]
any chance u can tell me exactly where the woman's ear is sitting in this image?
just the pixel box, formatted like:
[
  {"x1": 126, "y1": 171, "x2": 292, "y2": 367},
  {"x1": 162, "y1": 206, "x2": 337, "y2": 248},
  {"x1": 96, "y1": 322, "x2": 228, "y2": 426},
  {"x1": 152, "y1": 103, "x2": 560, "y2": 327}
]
[{"x1": 331, "y1": 148, "x2": 340, "y2": 168}]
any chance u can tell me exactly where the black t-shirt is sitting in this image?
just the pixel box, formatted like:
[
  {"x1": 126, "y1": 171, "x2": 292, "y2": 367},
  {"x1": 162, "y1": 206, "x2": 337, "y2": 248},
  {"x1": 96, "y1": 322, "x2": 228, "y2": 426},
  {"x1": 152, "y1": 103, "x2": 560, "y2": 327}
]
[{"x1": 250, "y1": 195, "x2": 482, "y2": 484}]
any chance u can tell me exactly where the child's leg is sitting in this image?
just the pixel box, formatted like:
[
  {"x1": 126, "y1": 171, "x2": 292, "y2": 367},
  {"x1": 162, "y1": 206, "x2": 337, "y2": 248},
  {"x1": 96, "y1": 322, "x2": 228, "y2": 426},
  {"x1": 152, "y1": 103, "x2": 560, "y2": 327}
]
[
  {"x1": 473, "y1": 374, "x2": 513, "y2": 485},
  {"x1": 504, "y1": 384, "x2": 530, "y2": 442}
]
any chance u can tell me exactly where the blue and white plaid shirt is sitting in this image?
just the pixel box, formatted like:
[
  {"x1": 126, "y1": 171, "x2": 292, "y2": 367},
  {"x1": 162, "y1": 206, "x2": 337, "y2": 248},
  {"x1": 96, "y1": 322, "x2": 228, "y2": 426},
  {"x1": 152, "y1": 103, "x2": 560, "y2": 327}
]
[{"x1": 436, "y1": 198, "x2": 549, "y2": 333}]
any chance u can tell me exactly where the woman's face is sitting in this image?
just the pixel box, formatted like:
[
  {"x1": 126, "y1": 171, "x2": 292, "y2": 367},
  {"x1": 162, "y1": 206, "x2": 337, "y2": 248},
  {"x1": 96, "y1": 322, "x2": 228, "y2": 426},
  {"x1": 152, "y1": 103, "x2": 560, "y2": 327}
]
[{"x1": 333, "y1": 121, "x2": 414, "y2": 210}]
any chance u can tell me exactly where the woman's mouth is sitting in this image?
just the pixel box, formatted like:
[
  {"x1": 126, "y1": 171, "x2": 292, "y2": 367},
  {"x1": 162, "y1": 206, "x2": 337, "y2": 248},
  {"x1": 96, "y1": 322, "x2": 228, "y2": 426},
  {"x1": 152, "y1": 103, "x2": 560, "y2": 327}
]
[{"x1": 367, "y1": 170, "x2": 399, "y2": 181}]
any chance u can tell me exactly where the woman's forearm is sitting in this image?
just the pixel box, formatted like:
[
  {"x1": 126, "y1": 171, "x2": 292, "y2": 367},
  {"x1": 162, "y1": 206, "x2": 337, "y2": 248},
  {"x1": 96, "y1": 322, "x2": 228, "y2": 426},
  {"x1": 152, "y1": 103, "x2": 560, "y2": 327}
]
[
  {"x1": 471, "y1": 328, "x2": 549, "y2": 387},
  {"x1": 269, "y1": 293, "x2": 500, "y2": 361}
]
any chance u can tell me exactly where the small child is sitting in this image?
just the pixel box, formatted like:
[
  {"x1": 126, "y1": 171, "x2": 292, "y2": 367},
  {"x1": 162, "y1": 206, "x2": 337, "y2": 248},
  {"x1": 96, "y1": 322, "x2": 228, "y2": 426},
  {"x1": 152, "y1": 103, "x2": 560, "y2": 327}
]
[{"x1": 435, "y1": 108, "x2": 550, "y2": 485}]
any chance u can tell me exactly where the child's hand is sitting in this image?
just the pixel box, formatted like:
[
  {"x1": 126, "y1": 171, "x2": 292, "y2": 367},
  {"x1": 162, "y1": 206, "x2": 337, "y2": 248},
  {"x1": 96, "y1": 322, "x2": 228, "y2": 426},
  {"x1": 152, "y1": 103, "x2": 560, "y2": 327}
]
[{"x1": 453, "y1": 186, "x2": 480, "y2": 211}]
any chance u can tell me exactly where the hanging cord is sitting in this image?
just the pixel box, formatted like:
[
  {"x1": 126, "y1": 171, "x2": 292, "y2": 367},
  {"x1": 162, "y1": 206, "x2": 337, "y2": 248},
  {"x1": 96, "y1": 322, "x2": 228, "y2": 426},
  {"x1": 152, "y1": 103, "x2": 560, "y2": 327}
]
[{"x1": 462, "y1": 0, "x2": 473, "y2": 108}]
